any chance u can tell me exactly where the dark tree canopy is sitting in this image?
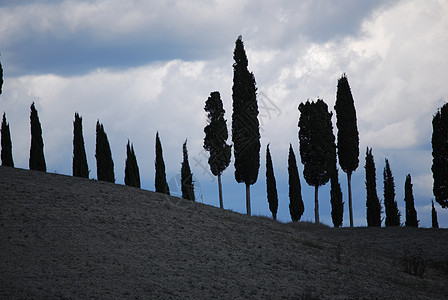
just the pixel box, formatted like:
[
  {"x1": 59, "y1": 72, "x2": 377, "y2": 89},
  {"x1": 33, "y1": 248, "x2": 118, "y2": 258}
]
[
  {"x1": 404, "y1": 174, "x2": 418, "y2": 227},
  {"x1": 29, "y1": 102, "x2": 46, "y2": 172},
  {"x1": 72, "y1": 112, "x2": 89, "y2": 178},
  {"x1": 204, "y1": 91, "x2": 231, "y2": 177},
  {"x1": 124, "y1": 140, "x2": 140, "y2": 188},
  {"x1": 432, "y1": 103, "x2": 448, "y2": 208},
  {"x1": 334, "y1": 74, "x2": 359, "y2": 175},
  {"x1": 431, "y1": 200, "x2": 439, "y2": 228},
  {"x1": 265, "y1": 144, "x2": 278, "y2": 219},
  {"x1": 181, "y1": 139, "x2": 195, "y2": 201},
  {"x1": 155, "y1": 132, "x2": 170, "y2": 195},
  {"x1": 298, "y1": 99, "x2": 336, "y2": 224},
  {"x1": 365, "y1": 147, "x2": 381, "y2": 227},
  {"x1": 383, "y1": 159, "x2": 401, "y2": 226},
  {"x1": 298, "y1": 99, "x2": 336, "y2": 187},
  {"x1": 330, "y1": 167, "x2": 343, "y2": 228},
  {"x1": 1, "y1": 113, "x2": 14, "y2": 167},
  {"x1": 95, "y1": 121, "x2": 115, "y2": 183},
  {"x1": 231, "y1": 35, "x2": 260, "y2": 186},
  {"x1": 288, "y1": 144, "x2": 304, "y2": 222}
]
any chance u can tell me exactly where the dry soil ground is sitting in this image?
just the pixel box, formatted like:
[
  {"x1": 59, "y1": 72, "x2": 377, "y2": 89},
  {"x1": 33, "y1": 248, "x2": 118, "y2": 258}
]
[{"x1": 1, "y1": 166, "x2": 447, "y2": 299}]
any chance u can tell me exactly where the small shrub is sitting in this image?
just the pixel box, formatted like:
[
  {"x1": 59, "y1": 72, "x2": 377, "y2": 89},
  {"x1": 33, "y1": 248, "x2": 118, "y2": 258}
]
[{"x1": 401, "y1": 249, "x2": 426, "y2": 277}]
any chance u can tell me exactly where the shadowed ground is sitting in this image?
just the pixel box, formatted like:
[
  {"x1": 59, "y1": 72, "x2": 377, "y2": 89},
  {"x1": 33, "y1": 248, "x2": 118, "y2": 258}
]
[{"x1": 1, "y1": 166, "x2": 447, "y2": 299}]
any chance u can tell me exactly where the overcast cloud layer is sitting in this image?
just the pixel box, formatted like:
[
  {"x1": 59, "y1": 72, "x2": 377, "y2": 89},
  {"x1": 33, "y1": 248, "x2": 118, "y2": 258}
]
[{"x1": 1, "y1": 0, "x2": 447, "y2": 227}]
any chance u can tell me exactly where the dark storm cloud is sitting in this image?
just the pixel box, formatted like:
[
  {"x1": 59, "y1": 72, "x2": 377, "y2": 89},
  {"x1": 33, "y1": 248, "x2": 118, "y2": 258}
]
[{"x1": 0, "y1": 0, "x2": 389, "y2": 76}]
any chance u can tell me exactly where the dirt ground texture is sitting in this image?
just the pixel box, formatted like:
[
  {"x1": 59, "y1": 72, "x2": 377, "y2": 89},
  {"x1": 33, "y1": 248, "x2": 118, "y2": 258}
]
[{"x1": 1, "y1": 166, "x2": 447, "y2": 299}]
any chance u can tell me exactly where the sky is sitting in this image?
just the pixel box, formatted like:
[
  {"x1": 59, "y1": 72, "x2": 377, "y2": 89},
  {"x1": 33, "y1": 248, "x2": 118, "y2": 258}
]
[{"x1": 1, "y1": 0, "x2": 447, "y2": 228}]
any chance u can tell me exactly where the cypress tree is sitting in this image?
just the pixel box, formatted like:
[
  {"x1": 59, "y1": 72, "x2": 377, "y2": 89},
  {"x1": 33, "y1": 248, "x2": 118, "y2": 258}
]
[
  {"x1": 334, "y1": 74, "x2": 359, "y2": 227},
  {"x1": 72, "y1": 112, "x2": 89, "y2": 178},
  {"x1": 404, "y1": 174, "x2": 418, "y2": 227},
  {"x1": 365, "y1": 147, "x2": 382, "y2": 227},
  {"x1": 431, "y1": 200, "x2": 439, "y2": 228},
  {"x1": 204, "y1": 91, "x2": 231, "y2": 209},
  {"x1": 155, "y1": 132, "x2": 169, "y2": 195},
  {"x1": 0, "y1": 59, "x2": 3, "y2": 95},
  {"x1": 266, "y1": 144, "x2": 278, "y2": 220},
  {"x1": 431, "y1": 103, "x2": 448, "y2": 208},
  {"x1": 383, "y1": 159, "x2": 400, "y2": 226},
  {"x1": 95, "y1": 121, "x2": 115, "y2": 183},
  {"x1": 231, "y1": 35, "x2": 260, "y2": 216},
  {"x1": 298, "y1": 99, "x2": 336, "y2": 224},
  {"x1": 29, "y1": 102, "x2": 46, "y2": 172},
  {"x1": 288, "y1": 144, "x2": 304, "y2": 222},
  {"x1": 181, "y1": 139, "x2": 195, "y2": 201},
  {"x1": 1, "y1": 112, "x2": 14, "y2": 167},
  {"x1": 124, "y1": 140, "x2": 140, "y2": 188},
  {"x1": 330, "y1": 167, "x2": 343, "y2": 228}
]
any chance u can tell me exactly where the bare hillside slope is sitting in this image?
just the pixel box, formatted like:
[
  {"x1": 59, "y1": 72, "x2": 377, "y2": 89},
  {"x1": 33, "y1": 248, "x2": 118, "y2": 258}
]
[{"x1": 1, "y1": 167, "x2": 447, "y2": 299}]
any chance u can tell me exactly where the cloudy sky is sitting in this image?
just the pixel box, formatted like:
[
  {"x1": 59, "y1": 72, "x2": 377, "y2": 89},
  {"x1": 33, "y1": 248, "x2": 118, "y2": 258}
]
[{"x1": 1, "y1": 0, "x2": 447, "y2": 227}]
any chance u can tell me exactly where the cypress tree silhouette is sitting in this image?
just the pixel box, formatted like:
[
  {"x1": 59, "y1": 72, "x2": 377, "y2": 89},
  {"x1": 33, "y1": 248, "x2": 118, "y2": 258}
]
[
  {"x1": 204, "y1": 91, "x2": 231, "y2": 209},
  {"x1": 155, "y1": 132, "x2": 169, "y2": 195},
  {"x1": 0, "y1": 59, "x2": 3, "y2": 95},
  {"x1": 365, "y1": 147, "x2": 382, "y2": 227},
  {"x1": 431, "y1": 103, "x2": 448, "y2": 208},
  {"x1": 231, "y1": 35, "x2": 260, "y2": 216},
  {"x1": 383, "y1": 159, "x2": 400, "y2": 226},
  {"x1": 1, "y1": 113, "x2": 14, "y2": 167},
  {"x1": 72, "y1": 112, "x2": 89, "y2": 178},
  {"x1": 181, "y1": 139, "x2": 195, "y2": 201},
  {"x1": 334, "y1": 74, "x2": 359, "y2": 227},
  {"x1": 29, "y1": 102, "x2": 46, "y2": 172},
  {"x1": 95, "y1": 121, "x2": 114, "y2": 183},
  {"x1": 298, "y1": 99, "x2": 336, "y2": 224},
  {"x1": 330, "y1": 167, "x2": 343, "y2": 228},
  {"x1": 404, "y1": 174, "x2": 418, "y2": 227},
  {"x1": 431, "y1": 200, "x2": 439, "y2": 228},
  {"x1": 288, "y1": 144, "x2": 304, "y2": 222},
  {"x1": 266, "y1": 144, "x2": 278, "y2": 220},
  {"x1": 124, "y1": 140, "x2": 140, "y2": 188}
]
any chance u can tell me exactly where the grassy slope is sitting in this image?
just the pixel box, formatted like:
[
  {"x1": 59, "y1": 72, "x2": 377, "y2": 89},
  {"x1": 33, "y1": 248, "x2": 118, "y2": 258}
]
[{"x1": 1, "y1": 166, "x2": 447, "y2": 299}]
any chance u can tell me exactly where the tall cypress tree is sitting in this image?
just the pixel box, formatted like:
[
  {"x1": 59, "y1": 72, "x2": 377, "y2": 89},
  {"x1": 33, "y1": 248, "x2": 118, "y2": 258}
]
[
  {"x1": 334, "y1": 74, "x2": 359, "y2": 227},
  {"x1": 181, "y1": 139, "x2": 195, "y2": 201},
  {"x1": 72, "y1": 112, "x2": 89, "y2": 178},
  {"x1": 1, "y1": 113, "x2": 14, "y2": 167},
  {"x1": 298, "y1": 99, "x2": 336, "y2": 224},
  {"x1": 0, "y1": 59, "x2": 3, "y2": 95},
  {"x1": 266, "y1": 144, "x2": 278, "y2": 220},
  {"x1": 124, "y1": 140, "x2": 140, "y2": 188},
  {"x1": 431, "y1": 200, "x2": 439, "y2": 228},
  {"x1": 383, "y1": 159, "x2": 400, "y2": 226},
  {"x1": 404, "y1": 174, "x2": 418, "y2": 227},
  {"x1": 204, "y1": 91, "x2": 231, "y2": 209},
  {"x1": 330, "y1": 167, "x2": 343, "y2": 228},
  {"x1": 431, "y1": 103, "x2": 448, "y2": 208},
  {"x1": 231, "y1": 35, "x2": 260, "y2": 216},
  {"x1": 155, "y1": 132, "x2": 169, "y2": 195},
  {"x1": 95, "y1": 121, "x2": 114, "y2": 183},
  {"x1": 288, "y1": 144, "x2": 304, "y2": 222},
  {"x1": 29, "y1": 102, "x2": 46, "y2": 172},
  {"x1": 365, "y1": 147, "x2": 382, "y2": 227}
]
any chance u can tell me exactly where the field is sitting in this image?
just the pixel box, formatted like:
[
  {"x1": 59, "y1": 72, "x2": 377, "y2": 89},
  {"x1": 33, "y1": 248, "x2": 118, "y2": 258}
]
[{"x1": 1, "y1": 166, "x2": 447, "y2": 299}]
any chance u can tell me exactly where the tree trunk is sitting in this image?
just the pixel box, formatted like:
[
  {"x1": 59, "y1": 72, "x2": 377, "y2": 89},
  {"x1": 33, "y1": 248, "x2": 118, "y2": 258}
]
[
  {"x1": 246, "y1": 183, "x2": 251, "y2": 216},
  {"x1": 218, "y1": 173, "x2": 223, "y2": 209},
  {"x1": 314, "y1": 185, "x2": 319, "y2": 224},
  {"x1": 348, "y1": 172, "x2": 353, "y2": 227}
]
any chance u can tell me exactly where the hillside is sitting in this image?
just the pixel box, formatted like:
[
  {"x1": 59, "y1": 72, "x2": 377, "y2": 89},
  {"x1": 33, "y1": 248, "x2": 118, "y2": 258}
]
[{"x1": 1, "y1": 166, "x2": 447, "y2": 299}]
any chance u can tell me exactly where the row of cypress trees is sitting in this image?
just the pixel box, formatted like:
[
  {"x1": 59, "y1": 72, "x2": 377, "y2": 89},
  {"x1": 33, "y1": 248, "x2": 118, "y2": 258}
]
[{"x1": 0, "y1": 103, "x2": 195, "y2": 201}]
